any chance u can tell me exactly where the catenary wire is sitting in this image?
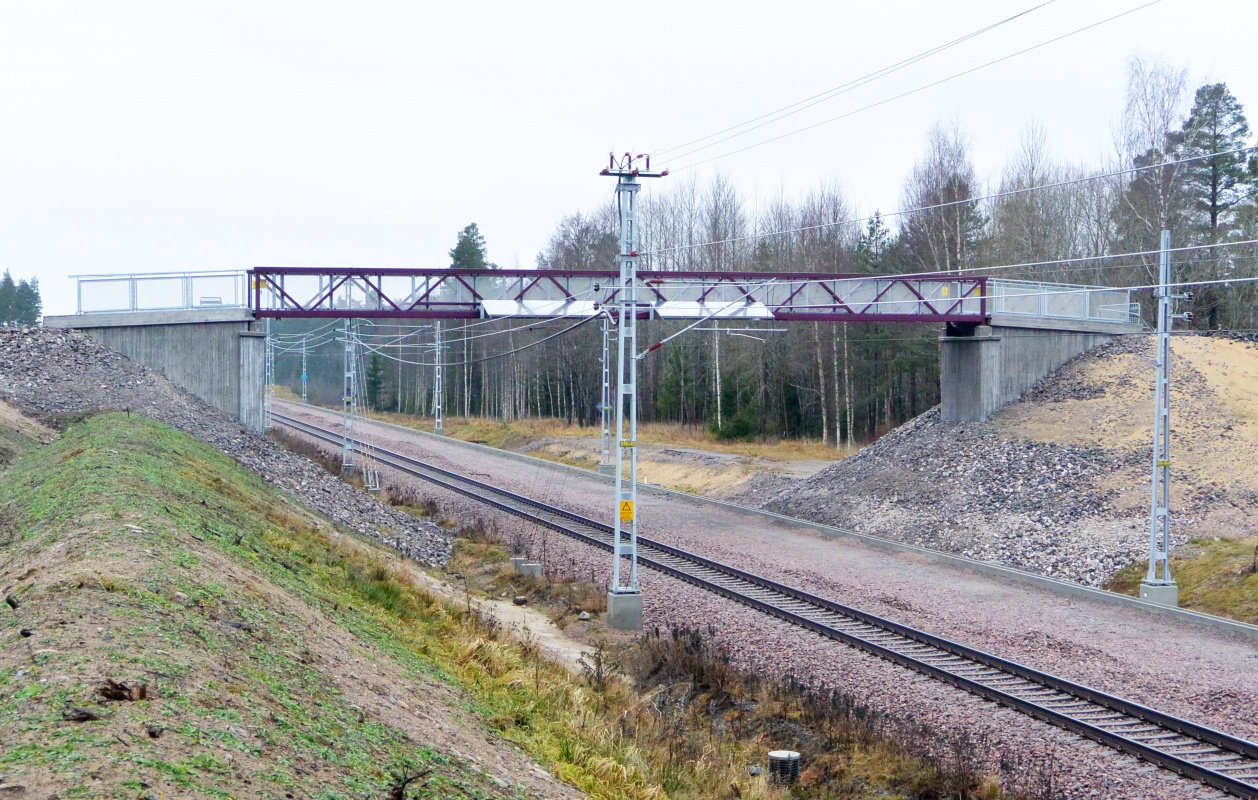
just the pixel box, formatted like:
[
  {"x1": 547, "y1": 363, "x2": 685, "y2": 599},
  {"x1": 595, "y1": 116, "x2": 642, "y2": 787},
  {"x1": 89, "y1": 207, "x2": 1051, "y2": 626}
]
[
  {"x1": 651, "y1": 0, "x2": 1059, "y2": 159},
  {"x1": 646, "y1": 145, "x2": 1257, "y2": 257},
  {"x1": 356, "y1": 315, "x2": 599, "y2": 368},
  {"x1": 667, "y1": 0, "x2": 1165, "y2": 170}
]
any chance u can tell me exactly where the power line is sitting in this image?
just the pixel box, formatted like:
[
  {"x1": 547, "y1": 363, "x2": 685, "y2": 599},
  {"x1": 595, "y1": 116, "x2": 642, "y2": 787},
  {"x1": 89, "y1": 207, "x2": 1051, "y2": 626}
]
[
  {"x1": 652, "y1": 0, "x2": 1059, "y2": 160},
  {"x1": 667, "y1": 0, "x2": 1164, "y2": 171},
  {"x1": 926, "y1": 238, "x2": 1258, "y2": 278},
  {"x1": 645, "y1": 146, "x2": 1258, "y2": 258},
  {"x1": 356, "y1": 314, "x2": 599, "y2": 368}
]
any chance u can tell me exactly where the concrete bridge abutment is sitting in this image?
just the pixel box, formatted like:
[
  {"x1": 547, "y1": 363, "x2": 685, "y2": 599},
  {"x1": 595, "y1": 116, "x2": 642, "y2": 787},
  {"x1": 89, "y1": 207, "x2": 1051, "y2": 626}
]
[
  {"x1": 940, "y1": 319, "x2": 1135, "y2": 423},
  {"x1": 45, "y1": 309, "x2": 267, "y2": 432}
]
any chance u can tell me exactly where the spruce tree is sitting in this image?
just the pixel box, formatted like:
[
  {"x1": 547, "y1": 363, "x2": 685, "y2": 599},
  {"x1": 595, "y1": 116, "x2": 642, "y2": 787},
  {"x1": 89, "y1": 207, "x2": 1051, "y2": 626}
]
[
  {"x1": 0, "y1": 271, "x2": 15, "y2": 326},
  {"x1": 449, "y1": 223, "x2": 494, "y2": 270},
  {"x1": 365, "y1": 353, "x2": 387, "y2": 410},
  {"x1": 14, "y1": 278, "x2": 41, "y2": 325},
  {"x1": 1178, "y1": 83, "x2": 1253, "y2": 241}
]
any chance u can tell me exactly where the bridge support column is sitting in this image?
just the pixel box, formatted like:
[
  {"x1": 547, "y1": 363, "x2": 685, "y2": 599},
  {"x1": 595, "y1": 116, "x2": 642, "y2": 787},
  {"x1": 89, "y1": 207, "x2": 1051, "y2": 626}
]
[
  {"x1": 239, "y1": 332, "x2": 266, "y2": 432},
  {"x1": 940, "y1": 324, "x2": 1002, "y2": 423}
]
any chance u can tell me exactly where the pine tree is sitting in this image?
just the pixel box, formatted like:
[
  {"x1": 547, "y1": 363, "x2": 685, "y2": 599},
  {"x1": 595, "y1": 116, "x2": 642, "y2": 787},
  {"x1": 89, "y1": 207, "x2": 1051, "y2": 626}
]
[
  {"x1": 1178, "y1": 83, "x2": 1253, "y2": 242},
  {"x1": 13, "y1": 278, "x2": 41, "y2": 325},
  {"x1": 449, "y1": 223, "x2": 494, "y2": 270},
  {"x1": 0, "y1": 272, "x2": 15, "y2": 326},
  {"x1": 365, "y1": 353, "x2": 387, "y2": 410}
]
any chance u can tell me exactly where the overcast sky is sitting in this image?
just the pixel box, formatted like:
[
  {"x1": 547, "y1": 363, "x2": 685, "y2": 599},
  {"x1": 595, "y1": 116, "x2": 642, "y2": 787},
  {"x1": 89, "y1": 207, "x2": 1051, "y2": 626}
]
[{"x1": 3, "y1": 0, "x2": 1255, "y2": 317}]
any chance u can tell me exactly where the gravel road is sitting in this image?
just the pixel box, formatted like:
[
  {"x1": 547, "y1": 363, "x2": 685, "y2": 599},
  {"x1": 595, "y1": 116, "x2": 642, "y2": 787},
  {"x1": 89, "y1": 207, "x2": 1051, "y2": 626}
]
[
  {"x1": 0, "y1": 327, "x2": 451, "y2": 566},
  {"x1": 277, "y1": 399, "x2": 1258, "y2": 800}
]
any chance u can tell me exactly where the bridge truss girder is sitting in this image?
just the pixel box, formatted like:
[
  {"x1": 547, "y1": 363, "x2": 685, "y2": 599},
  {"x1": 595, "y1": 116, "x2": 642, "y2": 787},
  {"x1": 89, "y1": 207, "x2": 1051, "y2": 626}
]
[{"x1": 249, "y1": 267, "x2": 989, "y2": 324}]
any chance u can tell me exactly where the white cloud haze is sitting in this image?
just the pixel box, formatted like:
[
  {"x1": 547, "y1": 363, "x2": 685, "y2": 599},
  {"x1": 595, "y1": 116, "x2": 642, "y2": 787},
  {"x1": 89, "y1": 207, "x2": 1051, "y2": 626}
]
[{"x1": 1, "y1": 0, "x2": 1255, "y2": 316}]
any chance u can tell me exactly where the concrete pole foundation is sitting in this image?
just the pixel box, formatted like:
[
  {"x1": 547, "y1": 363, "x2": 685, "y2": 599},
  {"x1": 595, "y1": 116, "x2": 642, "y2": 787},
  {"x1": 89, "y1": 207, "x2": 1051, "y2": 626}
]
[
  {"x1": 1139, "y1": 583, "x2": 1179, "y2": 607},
  {"x1": 606, "y1": 591, "x2": 643, "y2": 630},
  {"x1": 516, "y1": 563, "x2": 543, "y2": 579}
]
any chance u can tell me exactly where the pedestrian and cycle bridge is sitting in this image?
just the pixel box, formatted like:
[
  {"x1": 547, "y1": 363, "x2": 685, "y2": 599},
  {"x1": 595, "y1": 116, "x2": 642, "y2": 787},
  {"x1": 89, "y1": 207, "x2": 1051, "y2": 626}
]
[{"x1": 45, "y1": 267, "x2": 1141, "y2": 432}]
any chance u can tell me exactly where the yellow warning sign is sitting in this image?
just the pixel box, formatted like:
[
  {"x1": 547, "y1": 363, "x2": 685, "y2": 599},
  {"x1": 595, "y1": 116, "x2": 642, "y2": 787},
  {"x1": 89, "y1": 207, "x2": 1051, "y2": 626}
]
[
  {"x1": 619, "y1": 500, "x2": 634, "y2": 522},
  {"x1": 940, "y1": 286, "x2": 949, "y2": 297}
]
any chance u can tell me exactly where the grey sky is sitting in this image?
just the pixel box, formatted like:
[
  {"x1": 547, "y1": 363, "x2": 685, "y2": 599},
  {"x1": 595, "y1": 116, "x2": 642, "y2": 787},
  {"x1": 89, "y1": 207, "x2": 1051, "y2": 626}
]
[{"x1": 3, "y1": 1, "x2": 1255, "y2": 317}]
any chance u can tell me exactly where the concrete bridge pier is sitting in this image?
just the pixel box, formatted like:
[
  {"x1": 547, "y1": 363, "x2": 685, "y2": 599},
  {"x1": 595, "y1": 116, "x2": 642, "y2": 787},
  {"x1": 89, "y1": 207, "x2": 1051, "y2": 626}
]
[
  {"x1": 940, "y1": 319, "x2": 1134, "y2": 423},
  {"x1": 45, "y1": 309, "x2": 267, "y2": 432}
]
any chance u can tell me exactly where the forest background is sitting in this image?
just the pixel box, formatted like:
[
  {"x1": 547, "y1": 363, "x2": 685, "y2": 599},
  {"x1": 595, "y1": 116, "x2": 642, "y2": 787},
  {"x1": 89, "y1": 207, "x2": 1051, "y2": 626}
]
[{"x1": 273, "y1": 57, "x2": 1258, "y2": 449}]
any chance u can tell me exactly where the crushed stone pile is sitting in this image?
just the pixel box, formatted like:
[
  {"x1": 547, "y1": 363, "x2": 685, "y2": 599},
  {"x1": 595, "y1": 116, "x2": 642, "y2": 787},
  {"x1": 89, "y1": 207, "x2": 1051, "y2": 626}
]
[
  {"x1": 0, "y1": 325, "x2": 451, "y2": 566},
  {"x1": 755, "y1": 334, "x2": 1258, "y2": 586}
]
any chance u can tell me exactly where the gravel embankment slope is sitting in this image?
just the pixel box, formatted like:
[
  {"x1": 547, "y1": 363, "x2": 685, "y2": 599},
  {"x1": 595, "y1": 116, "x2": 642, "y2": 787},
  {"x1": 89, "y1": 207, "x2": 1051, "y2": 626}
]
[
  {"x1": 755, "y1": 334, "x2": 1258, "y2": 587},
  {"x1": 279, "y1": 399, "x2": 1258, "y2": 800},
  {"x1": 0, "y1": 326, "x2": 450, "y2": 565}
]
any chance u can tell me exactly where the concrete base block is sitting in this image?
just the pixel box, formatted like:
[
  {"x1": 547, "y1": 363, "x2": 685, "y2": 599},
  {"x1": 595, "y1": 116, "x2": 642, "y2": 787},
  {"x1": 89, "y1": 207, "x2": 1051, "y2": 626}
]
[
  {"x1": 516, "y1": 563, "x2": 543, "y2": 579},
  {"x1": 509, "y1": 557, "x2": 526, "y2": 572},
  {"x1": 606, "y1": 591, "x2": 643, "y2": 630},
  {"x1": 1139, "y1": 582, "x2": 1179, "y2": 607},
  {"x1": 598, "y1": 464, "x2": 614, "y2": 476}
]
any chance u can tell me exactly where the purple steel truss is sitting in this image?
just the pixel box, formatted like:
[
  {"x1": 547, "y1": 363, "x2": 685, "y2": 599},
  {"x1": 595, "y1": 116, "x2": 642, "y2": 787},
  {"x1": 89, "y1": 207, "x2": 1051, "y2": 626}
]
[{"x1": 249, "y1": 267, "x2": 988, "y2": 324}]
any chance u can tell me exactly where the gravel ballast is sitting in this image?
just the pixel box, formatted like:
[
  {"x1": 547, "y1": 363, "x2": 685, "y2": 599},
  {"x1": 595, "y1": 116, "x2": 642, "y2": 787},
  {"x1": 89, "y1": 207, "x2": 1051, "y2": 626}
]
[
  {"x1": 278, "y1": 400, "x2": 1258, "y2": 800},
  {"x1": 0, "y1": 326, "x2": 451, "y2": 566}
]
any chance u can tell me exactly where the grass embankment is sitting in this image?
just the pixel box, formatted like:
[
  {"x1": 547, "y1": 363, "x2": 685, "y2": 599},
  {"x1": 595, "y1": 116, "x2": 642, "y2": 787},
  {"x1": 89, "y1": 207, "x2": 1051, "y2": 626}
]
[{"x1": 1107, "y1": 538, "x2": 1258, "y2": 624}]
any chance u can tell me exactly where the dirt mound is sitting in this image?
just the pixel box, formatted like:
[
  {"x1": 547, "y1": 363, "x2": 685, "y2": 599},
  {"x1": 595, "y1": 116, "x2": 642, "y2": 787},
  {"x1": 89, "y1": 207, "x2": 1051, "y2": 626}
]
[{"x1": 759, "y1": 334, "x2": 1258, "y2": 586}]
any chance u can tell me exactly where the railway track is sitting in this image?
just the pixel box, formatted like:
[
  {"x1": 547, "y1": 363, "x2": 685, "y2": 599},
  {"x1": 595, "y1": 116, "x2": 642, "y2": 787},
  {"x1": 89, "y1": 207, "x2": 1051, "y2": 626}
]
[{"x1": 273, "y1": 410, "x2": 1258, "y2": 798}]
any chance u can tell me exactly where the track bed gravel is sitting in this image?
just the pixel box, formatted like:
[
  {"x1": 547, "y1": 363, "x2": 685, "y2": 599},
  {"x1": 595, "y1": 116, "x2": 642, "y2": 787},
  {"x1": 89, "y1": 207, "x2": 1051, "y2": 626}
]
[
  {"x1": 0, "y1": 327, "x2": 451, "y2": 565},
  {"x1": 278, "y1": 399, "x2": 1258, "y2": 800}
]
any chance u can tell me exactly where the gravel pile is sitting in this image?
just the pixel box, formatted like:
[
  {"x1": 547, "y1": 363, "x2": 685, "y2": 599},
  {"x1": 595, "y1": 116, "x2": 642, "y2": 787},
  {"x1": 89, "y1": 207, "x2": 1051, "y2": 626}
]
[
  {"x1": 755, "y1": 405, "x2": 1148, "y2": 585},
  {"x1": 0, "y1": 326, "x2": 451, "y2": 566},
  {"x1": 749, "y1": 335, "x2": 1258, "y2": 587}
]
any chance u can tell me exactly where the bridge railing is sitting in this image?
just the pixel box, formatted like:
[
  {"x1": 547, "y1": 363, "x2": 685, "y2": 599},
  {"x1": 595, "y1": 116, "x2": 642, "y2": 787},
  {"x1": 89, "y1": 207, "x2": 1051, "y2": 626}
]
[
  {"x1": 73, "y1": 270, "x2": 249, "y2": 314},
  {"x1": 69, "y1": 269, "x2": 1142, "y2": 329},
  {"x1": 987, "y1": 279, "x2": 1140, "y2": 326}
]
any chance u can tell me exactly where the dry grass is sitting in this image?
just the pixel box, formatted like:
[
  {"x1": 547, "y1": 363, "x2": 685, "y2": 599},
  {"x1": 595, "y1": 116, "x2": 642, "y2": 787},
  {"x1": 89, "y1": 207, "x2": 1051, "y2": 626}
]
[
  {"x1": 1107, "y1": 536, "x2": 1258, "y2": 624},
  {"x1": 365, "y1": 410, "x2": 852, "y2": 463}
]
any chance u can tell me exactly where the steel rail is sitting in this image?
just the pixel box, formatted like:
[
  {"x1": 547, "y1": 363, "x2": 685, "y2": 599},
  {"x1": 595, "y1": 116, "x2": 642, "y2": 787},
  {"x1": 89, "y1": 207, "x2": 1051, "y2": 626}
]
[{"x1": 272, "y1": 410, "x2": 1258, "y2": 797}]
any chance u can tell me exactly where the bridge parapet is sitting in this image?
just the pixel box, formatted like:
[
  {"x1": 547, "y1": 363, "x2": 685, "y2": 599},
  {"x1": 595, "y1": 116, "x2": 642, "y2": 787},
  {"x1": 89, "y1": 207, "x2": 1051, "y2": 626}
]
[
  {"x1": 72, "y1": 270, "x2": 249, "y2": 315},
  {"x1": 64, "y1": 269, "x2": 1142, "y2": 333}
]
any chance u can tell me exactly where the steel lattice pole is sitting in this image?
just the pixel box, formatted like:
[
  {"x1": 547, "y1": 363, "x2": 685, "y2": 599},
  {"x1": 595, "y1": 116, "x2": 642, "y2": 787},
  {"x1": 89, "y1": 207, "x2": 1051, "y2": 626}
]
[
  {"x1": 1142, "y1": 230, "x2": 1178, "y2": 605},
  {"x1": 301, "y1": 336, "x2": 308, "y2": 404},
  {"x1": 342, "y1": 319, "x2": 355, "y2": 468},
  {"x1": 600, "y1": 315, "x2": 612, "y2": 470},
  {"x1": 433, "y1": 321, "x2": 444, "y2": 435},
  {"x1": 612, "y1": 172, "x2": 641, "y2": 595}
]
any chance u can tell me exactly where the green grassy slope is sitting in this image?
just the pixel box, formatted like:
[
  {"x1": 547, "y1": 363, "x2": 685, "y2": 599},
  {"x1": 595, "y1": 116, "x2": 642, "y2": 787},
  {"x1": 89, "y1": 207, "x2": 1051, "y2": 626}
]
[{"x1": 0, "y1": 414, "x2": 657, "y2": 799}]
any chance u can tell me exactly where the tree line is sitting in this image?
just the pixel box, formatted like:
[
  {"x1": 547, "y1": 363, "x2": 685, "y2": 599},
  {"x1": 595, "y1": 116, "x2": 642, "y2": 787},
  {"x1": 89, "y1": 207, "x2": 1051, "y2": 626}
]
[{"x1": 276, "y1": 57, "x2": 1258, "y2": 447}]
